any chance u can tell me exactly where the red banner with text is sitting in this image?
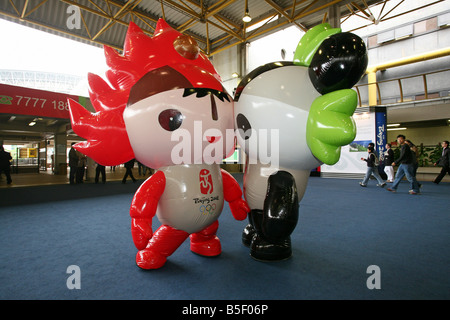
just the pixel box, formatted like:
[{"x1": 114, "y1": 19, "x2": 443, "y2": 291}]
[{"x1": 0, "y1": 83, "x2": 86, "y2": 119}]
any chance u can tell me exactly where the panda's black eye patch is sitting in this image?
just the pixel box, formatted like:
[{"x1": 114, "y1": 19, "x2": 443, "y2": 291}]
[{"x1": 236, "y1": 113, "x2": 252, "y2": 140}]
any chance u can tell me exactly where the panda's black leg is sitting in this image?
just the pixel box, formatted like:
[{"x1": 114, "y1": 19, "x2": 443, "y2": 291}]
[
  {"x1": 250, "y1": 171, "x2": 299, "y2": 261},
  {"x1": 242, "y1": 209, "x2": 260, "y2": 247}
]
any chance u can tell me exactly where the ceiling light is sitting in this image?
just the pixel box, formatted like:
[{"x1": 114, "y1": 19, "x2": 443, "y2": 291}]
[
  {"x1": 28, "y1": 121, "x2": 36, "y2": 127},
  {"x1": 243, "y1": 0, "x2": 251, "y2": 22},
  {"x1": 243, "y1": 12, "x2": 251, "y2": 23},
  {"x1": 246, "y1": 15, "x2": 279, "y2": 32},
  {"x1": 387, "y1": 123, "x2": 401, "y2": 127},
  {"x1": 387, "y1": 127, "x2": 407, "y2": 131}
]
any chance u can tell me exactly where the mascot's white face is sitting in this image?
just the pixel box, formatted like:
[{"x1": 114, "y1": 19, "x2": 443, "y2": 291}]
[
  {"x1": 124, "y1": 88, "x2": 235, "y2": 169},
  {"x1": 234, "y1": 63, "x2": 321, "y2": 170}
]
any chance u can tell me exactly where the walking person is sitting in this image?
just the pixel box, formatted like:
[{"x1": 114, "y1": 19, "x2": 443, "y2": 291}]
[
  {"x1": 387, "y1": 134, "x2": 421, "y2": 195},
  {"x1": 433, "y1": 140, "x2": 450, "y2": 184},
  {"x1": 406, "y1": 140, "x2": 419, "y2": 177},
  {"x1": 406, "y1": 139, "x2": 422, "y2": 189},
  {"x1": 384, "y1": 143, "x2": 394, "y2": 182},
  {"x1": 122, "y1": 158, "x2": 137, "y2": 184},
  {"x1": 360, "y1": 146, "x2": 386, "y2": 187},
  {"x1": 0, "y1": 145, "x2": 13, "y2": 185},
  {"x1": 137, "y1": 161, "x2": 147, "y2": 176}
]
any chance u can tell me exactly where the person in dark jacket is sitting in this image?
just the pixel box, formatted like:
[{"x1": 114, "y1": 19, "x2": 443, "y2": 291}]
[
  {"x1": 383, "y1": 143, "x2": 394, "y2": 182},
  {"x1": 0, "y1": 145, "x2": 12, "y2": 185},
  {"x1": 433, "y1": 140, "x2": 450, "y2": 184},
  {"x1": 387, "y1": 134, "x2": 420, "y2": 194},
  {"x1": 68, "y1": 142, "x2": 79, "y2": 184},
  {"x1": 406, "y1": 140, "x2": 419, "y2": 177},
  {"x1": 76, "y1": 150, "x2": 87, "y2": 184},
  {"x1": 360, "y1": 146, "x2": 385, "y2": 187},
  {"x1": 95, "y1": 163, "x2": 106, "y2": 184},
  {"x1": 122, "y1": 158, "x2": 137, "y2": 184}
]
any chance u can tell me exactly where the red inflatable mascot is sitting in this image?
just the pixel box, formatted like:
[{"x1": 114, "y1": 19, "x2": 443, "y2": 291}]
[{"x1": 68, "y1": 19, "x2": 249, "y2": 269}]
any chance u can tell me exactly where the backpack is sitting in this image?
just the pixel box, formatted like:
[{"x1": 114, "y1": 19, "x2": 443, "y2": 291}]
[{"x1": 370, "y1": 153, "x2": 379, "y2": 166}]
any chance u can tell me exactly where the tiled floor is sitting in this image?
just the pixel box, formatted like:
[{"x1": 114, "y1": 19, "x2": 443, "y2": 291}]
[{"x1": 0, "y1": 166, "x2": 152, "y2": 188}]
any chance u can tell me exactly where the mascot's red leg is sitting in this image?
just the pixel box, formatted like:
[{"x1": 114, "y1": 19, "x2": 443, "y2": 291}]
[
  {"x1": 190, "y1": 220, "x2": 221, "y2": 257},
  {"x1": 136, "y1": 225, "x2": 189, "y2": 269}
]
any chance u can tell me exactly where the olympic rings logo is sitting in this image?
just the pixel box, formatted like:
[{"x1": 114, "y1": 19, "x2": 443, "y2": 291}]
[{"x1": 199, "y1": 203, "x2": 216, "y2": 215}]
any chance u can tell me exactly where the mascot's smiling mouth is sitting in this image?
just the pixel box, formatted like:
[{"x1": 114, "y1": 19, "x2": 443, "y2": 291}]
[{"x1": 206, "y1": 136, "x2": 221, "y2": 143}]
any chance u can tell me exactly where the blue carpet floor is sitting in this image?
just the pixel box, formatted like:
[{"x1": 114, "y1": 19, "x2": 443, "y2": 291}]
[{"x1": 0, "y1": 174, "x2": 449, "y2": 301}]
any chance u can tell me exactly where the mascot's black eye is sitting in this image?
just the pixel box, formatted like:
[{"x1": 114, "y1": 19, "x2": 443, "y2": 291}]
[
  {"x1": 159, "y1": 109, "x2": 183, "y2": 131},
  {"x1": 236, "y1": 113, "x2": 252, "y2": 140},
  {"x1": 309, "y1": 32, "x2": 368, "y2": 94}
]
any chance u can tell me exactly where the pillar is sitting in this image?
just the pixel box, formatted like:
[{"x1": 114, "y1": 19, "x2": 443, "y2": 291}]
[
  {"x1": 367, "y1": 69, "x2": 378, "y2": 106},
  {"x1": 86, "y1": 157, "x2": 96, "y2": 181},
  {"x1": 328, "y1": 4, "x2": 341, "y2": 28}
]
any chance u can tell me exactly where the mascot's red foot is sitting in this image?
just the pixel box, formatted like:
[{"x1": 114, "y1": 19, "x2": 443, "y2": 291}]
[
  {"x1": 190, "y1": 221, "x2": 222, "y2": 256},
  {"x1": 136, "y1": 248, "x2": 167, "y2": 270},
  {"x1": 190, "y1": 235, "x2": 222, "y2": 257}
]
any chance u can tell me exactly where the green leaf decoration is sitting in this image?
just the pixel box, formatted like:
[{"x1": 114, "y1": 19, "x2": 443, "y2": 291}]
[
  {"x1": 307, "y1": 89, "x2": 358, "y2": 165},
  {"x1": 293, "y1": 23, "x2": 341, "y2": 67}
]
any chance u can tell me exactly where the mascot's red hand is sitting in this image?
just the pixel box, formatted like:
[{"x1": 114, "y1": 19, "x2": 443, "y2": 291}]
[
  {"x1": 221, "y1": 169, "x2": 249, "y2": 221},
  {"x1": 130, "y1": 171, "x2": 166, "y2": 250},
  {"x1": 131, "y1": 219, "x2": 153, "y2": 250},
  {"x1": 229, "y1": 198, "x2": 250, "y2": 221}
]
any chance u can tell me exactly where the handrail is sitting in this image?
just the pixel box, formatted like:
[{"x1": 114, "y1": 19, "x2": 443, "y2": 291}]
[{"x1": 354, "y1": 68, "x2": 450, "y2": 107}]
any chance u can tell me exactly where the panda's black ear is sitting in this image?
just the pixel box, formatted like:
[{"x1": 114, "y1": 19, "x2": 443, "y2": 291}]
[
  {"x1": 308, "y1": 32, "x2": 368, "y2": 95},
  {"x1": 234, "y1": 61, "x2": 294, "y2": 101}
]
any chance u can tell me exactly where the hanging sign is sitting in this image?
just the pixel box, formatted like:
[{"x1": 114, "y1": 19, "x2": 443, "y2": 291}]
[{"x1": 0, "y1": 83, "x2": 86, "y2": 119}]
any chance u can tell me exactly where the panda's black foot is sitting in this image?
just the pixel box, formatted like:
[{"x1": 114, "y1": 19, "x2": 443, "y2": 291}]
[
  {"x1": 249, "y1": 234, "x2": 292, "y2": 261},
  {"x1": 242, "y1": 223, "x2": 255, "y2": 247}
]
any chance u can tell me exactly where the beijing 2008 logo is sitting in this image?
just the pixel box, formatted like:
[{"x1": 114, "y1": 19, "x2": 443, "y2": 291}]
[{"x1": 199, "y1": 169, "x2": 213, "y2": 194}]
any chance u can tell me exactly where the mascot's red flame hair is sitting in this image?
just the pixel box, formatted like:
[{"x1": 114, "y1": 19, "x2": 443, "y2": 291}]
[{"x1": 68, "y1": 19, "x2": 223, "y2": 165}]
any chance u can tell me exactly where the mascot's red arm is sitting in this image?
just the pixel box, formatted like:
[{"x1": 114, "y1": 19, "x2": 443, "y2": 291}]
[
  {"x1": 221, "y1": 169, "x2": 249, "y2": 221},
  {"x1": 129, "y1": 171, "x2": 166, "y2": 250}
]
